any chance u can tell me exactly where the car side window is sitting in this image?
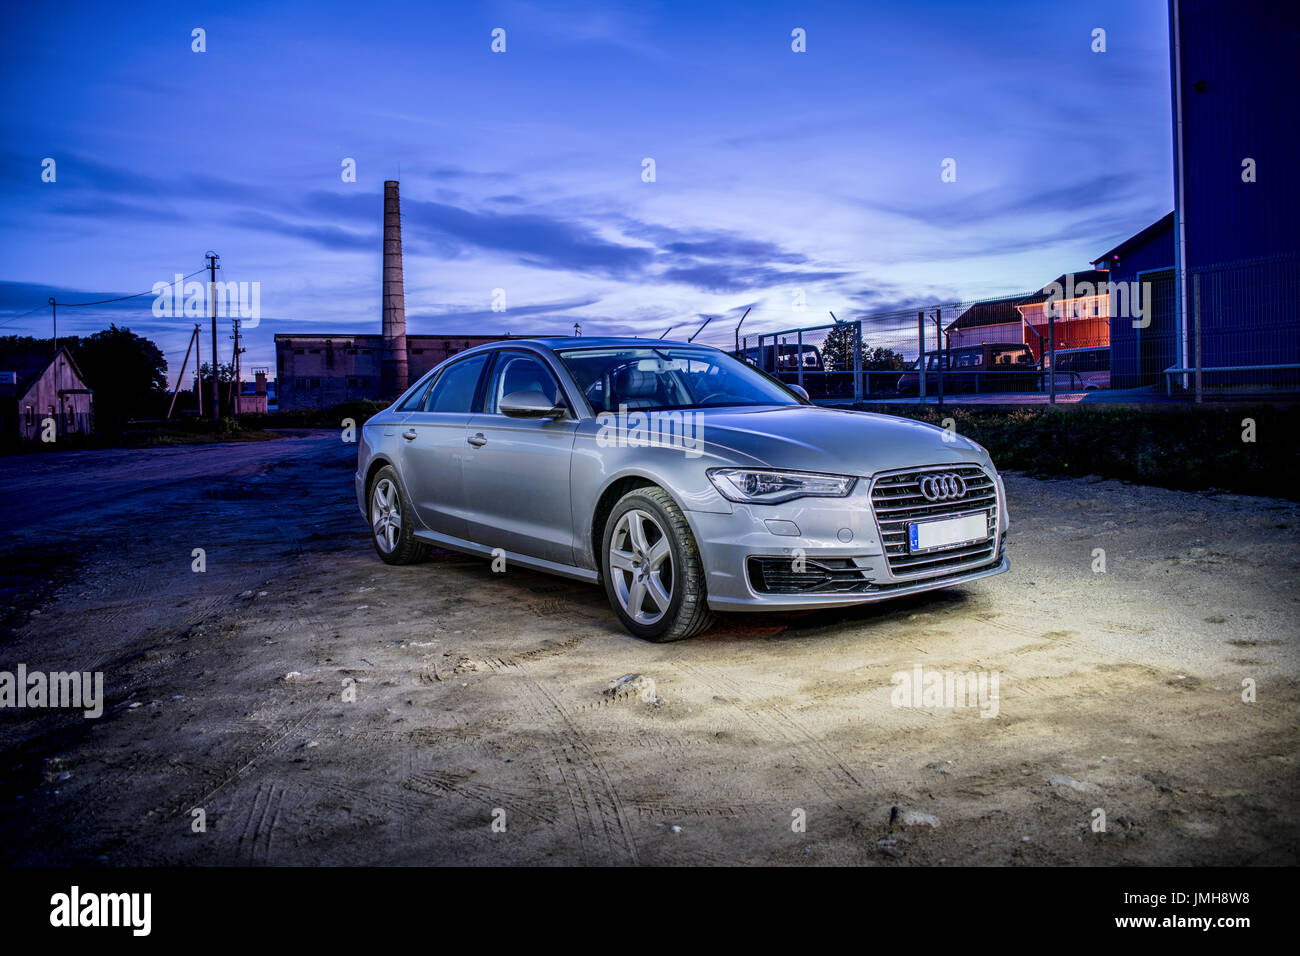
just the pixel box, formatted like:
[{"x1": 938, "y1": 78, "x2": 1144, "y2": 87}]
[
  {"x1": 423, "y1": 353, "x2": 490, "y2": 413},
  {"x1": 484, "y1": 351, "x2": 563, "y2": 414},
  {"x1": 398, "y1": 372, "x2": 438, "y2": 411}
]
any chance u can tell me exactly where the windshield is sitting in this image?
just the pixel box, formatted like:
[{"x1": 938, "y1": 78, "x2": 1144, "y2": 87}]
[{"x1": 557, "y1": 346, "x2": 801, "y2": 413}]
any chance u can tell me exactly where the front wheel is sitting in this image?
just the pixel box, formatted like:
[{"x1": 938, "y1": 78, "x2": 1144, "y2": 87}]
[{"x1": 601, "y1": 486, "x2": 715, "y2": 642}]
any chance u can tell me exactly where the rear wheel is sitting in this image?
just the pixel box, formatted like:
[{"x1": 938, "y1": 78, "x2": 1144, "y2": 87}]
[
  {"x1": 601, "y1": 486, "x2": 715, "y2": 642},
  {"x1": 368, "y1": 466, "x2": 429, "y2": 565}
]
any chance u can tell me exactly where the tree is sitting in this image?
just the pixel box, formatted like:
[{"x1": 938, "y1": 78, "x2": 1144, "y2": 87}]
[
  {"x1": 820, "y1": 324, "x2": 855, "y2": 371},
  {"x1": 863, "y1": 345, "x2": 908, "y2": 371},
  {"x1": 197, "y1": 361, "x2": 235, "y2": 388},
  {"x1": 73, "y1": 326, "x2": 168, "y2": 432}
]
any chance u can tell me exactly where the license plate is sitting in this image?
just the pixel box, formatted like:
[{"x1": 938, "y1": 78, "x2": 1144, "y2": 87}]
[{"x1": 908, "y1": 511, "x2": 989, "y2": 553}]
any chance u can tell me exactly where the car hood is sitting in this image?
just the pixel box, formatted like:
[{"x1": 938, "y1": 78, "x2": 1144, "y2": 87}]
[{"x1": 689, "y1": 404, "x2": 993, "y2": 476}]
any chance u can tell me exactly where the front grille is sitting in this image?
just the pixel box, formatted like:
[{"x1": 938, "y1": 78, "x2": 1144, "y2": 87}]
[{"x1": 870, "y1": 464, "x2": 999, "y2": 579}]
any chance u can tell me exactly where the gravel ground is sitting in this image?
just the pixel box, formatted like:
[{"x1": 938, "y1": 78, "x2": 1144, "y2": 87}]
[{"x1": 0, "y1": 429, "x2": 1296, "y2": 865}]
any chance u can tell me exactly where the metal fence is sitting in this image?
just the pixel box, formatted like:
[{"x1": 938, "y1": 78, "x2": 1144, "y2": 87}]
[{"x1": 708, "y1": 254, "x2": 1299, "y2": 404}]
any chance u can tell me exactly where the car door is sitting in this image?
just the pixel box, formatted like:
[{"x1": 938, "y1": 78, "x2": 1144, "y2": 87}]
[
  {"x1": 397, "y1": 351, "x2": 491, "y2": 540},
  {"x1": 462, "y1": 349, "x2": 579, "y2": 565}
]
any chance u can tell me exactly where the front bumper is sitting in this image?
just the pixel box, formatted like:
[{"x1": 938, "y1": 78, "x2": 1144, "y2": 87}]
[{"x1": 688, "y1": 470, "x2": 1010, "y2": 612}]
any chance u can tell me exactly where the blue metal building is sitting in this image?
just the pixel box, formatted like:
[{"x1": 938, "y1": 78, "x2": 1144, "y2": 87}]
[
  {"x1": 1092, "y1": 213, "x2": 1175, "y2": 389},
  {"x1": 1167, "y1": 0, "x2": 1300, "y2": 390}
]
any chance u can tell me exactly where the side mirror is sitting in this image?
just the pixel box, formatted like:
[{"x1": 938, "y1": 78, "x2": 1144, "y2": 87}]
[
  {"x1": 500, "y1": 389, "x2": 566, "y2": 418},
  {"x1": 788, "y1": 384, "x2": 810, "y2": 402}
]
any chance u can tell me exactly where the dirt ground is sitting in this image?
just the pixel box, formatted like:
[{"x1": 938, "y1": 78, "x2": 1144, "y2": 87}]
[{"x1": 0, "y1": 429, "x2": 1296, "y2": 866}]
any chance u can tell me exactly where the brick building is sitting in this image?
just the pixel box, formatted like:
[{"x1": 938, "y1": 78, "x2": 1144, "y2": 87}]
[{"x1": 274, "y1": 333, "x2": 507, "y2": 409}]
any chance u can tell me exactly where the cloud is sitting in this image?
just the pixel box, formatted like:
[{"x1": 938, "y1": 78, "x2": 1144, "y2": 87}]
[
  {"x1": 233, "y1": 211, "x2": 377, "y2": 252},
  {"x1": 857, "y1": 173, "x2": 1145, "y2": 228},
  {"x1": 657, "y1": 262, "x2": 849, "y2": 294}
]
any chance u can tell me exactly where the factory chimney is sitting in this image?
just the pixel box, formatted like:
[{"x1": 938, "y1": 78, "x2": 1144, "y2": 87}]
[{"x1": 381, "y1": 180, "x2": 408, "y2": 399}]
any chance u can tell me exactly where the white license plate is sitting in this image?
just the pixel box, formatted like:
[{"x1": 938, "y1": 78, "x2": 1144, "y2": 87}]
[{"x1": 908, "y1": 511, "x2": 989, "y2": 553}]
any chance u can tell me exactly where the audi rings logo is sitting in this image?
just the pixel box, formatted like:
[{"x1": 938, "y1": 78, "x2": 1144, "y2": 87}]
[{"x1": 920, "y1": 473, "x2": 967, "y2": 501}]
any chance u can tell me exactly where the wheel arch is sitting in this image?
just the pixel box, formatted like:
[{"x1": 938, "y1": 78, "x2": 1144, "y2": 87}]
[
  {"x1": 590, "y1": 474, "x2": 687, "y2": 580},
  {"x1": 364, "y1": 455, "x2": 397, "y2": 499}
]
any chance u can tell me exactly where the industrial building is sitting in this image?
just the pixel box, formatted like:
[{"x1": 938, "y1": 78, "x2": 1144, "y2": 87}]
[
  {"x1": 274, "y1": 181, "x2": 518, "y2": 411},
  {"x1": 1157, "y1": 0, "x2": 1299, "y2": 391}
]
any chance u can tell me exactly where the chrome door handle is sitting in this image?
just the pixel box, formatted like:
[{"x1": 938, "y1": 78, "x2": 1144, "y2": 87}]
[
  {"x1": 467, "y1": 433, "x2": 487, "y2": 447},
  {"x1": 402, "y1": 429, "x2": 417, "y2": 441}
]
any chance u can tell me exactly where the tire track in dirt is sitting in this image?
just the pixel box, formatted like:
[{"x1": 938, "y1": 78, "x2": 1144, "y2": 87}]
[
  {"x1": 504, "y1": 660, "x2": 641, "y2": 864},
  {"x1": 237, "y1": 781, "x2": 286, "y2": 864},
  {"x1": 144, "y1": 704, "x2": 322, "y2": 823},
  {"x1": 401, "y1": 770, "x2": 559, "y2": 824},
  {"x1": 671, "y1": 658, "x2": 874, "y2": 804}
]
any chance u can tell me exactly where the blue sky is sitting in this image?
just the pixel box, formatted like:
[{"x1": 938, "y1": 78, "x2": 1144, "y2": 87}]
[{"x1": 0, "y1": 0, "x2": 1173, "y2": 376}]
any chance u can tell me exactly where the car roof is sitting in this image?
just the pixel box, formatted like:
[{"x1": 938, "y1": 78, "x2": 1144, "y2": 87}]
[{"x1": 497, "y1": 336, "x2": 719, "y2": 350}]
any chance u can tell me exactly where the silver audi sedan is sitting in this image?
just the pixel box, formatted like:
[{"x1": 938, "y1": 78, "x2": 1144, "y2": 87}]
[{"x1": 356, "y1": 337, "x2": 1009, "y2": 642}]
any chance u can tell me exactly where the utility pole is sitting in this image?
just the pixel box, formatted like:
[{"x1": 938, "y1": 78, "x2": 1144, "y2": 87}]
[
  {"x1": 167, "y1": 325, "x2": 200, "y2": 419},
  {"x1": 194, "y1": 318, "x2": 204, "y2": 417},
  {"x1": 206, "y1": 251, "x2": 220, "y2": 421},
  {"x1": 229, "y1": 317, "x2": 244, "y2": 414},
  {"x1": 48, "y1": 297, "x2": 61, "y2": 437}
]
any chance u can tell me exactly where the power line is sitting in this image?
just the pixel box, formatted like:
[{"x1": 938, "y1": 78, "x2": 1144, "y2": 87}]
[
  {"x1": 0, "y1": 266, "x2": 211, "y2": 331},
  {"x1": 0, "y1": 304, "x2": 52, "y2": 328},
  {"x1": 55, "y1": 267, "x2": 208, "y2": 308}
]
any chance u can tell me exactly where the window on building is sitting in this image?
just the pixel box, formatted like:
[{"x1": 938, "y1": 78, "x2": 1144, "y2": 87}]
[
  {"x1": 277, "y1": 354, "x2": 285, "y2": 371},
  {"x1": 411, "y1": 349, "x2": 424, "y2": 355},
  {"x1": 310, "y1": 378, "x2": 321, "y2": 388},
  {"x1": 347, "y1": 377, "x2": 358, "y2": 388},
  {"x1": 294, "y1": 348, "x2": 305, "y2": 355},
  {"x1": 309, "y1": 349, "x2": 321, "y2": 354},
  {"x1": 65, "y1": 405, "x2": 73, "y2": 428},
  {"x1": 24, "y1": 405, "x2": 33, "y2": 427}
]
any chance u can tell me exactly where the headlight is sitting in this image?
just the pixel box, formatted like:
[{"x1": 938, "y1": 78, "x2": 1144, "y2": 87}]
[{"x1": 707, "y1": 468, "x2": 857, "y2": 504}]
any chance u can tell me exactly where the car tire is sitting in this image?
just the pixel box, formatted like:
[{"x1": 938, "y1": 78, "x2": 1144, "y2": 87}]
[
  {"x1": 368, "y1": 466, "x2": 430, "y2": 566},
  {"x1": 601, "y1": 486, "x2": 716, "y2": 642}
]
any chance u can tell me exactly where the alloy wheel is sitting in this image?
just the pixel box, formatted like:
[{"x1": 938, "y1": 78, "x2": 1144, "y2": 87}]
[
  {"x1": 371, "y1": 477, "x2": 401, "y2": 554},
  {"x1": 609, "y1": 508, "x2": 674, "y2": 625}
]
